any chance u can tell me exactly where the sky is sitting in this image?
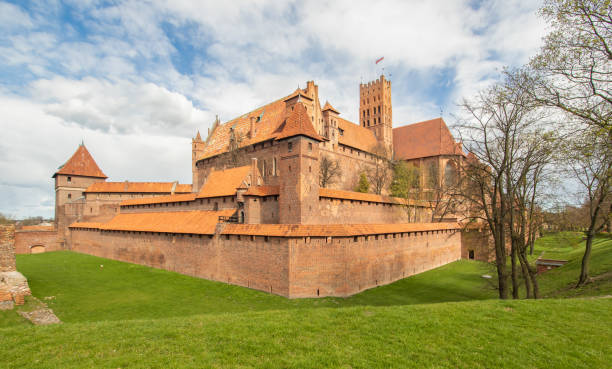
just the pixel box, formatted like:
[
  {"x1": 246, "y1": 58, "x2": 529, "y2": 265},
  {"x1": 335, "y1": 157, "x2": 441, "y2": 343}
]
[{"x1": 0, "y1": 0, "x2": 547, "y2": 219}]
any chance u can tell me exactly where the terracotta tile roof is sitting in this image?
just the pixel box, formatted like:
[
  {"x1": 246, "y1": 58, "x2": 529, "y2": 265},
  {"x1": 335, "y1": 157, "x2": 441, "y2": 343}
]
[
  {"x1": 243, "y1": 185, "x2": 279, "y2": 197},
  {"x1": 322, "y1": 101, "x2": 339, "y2": 114},
  {"x1": 85, "y1": 182, "x2": 192, "y2": 194},
  {"x1": 319, "y1": 188, "x2": 427, "y2": 206},
  {"x1": 53, "y1": 144, "x2": 107, "y2": 178},
  {"x1": 337, "y1": 118, "x2": 379, "y2": 153},
  {"x1": 197, "y1": 165, "x2": 252, "y2": 198},
  {"x1": 199, "y1": 94, "x2": 292, "y2": 160},
  {"x1": 120, "y1": 193, "x2": 197, "y2": 207},
  {"x1": 68, "y1": 222, "x2": 103, "y2": 229},
  {"x1": 70, "y1": 209, "x2": 235, "y2": 234},
  {"x1": 393, "y1": 117, "x2": 463, "y2": 160},
  {"x1": 221, "y1": 222, "x2": 460, "y2": 237},
  {"x1": 275, "y1": 102, "x2": 323, "y2": 141},
  {"x1": 18, "y1": 225, "x2": 55, "y2": 232}
]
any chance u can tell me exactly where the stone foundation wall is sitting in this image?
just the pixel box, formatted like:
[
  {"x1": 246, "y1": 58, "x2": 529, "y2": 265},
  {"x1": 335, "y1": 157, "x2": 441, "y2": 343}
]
[
  {"x1": 461, "y1": 228, "x2": 496, "y2": 262},
  {"x1": 70, "y1": 225, "x2": 461, "y2": 298}
]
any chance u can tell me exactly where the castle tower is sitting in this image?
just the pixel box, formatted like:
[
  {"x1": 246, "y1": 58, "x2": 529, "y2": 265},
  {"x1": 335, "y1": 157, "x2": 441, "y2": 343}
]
[
  {"x1": 322, "y1": 101, "x2": 340, "y2": 146},
  {"x1": 192, "y1": 130, "x2": 205, "y2": 190},
  {"x1": 360, "y1": 75, "x2": 393, "y2": 155},
  {"x1": 52, "y1": 143, "x2": 107, "y2": 243},
  {"x1": 276, "y1": 102, "x2": 323, "y2": 224}
]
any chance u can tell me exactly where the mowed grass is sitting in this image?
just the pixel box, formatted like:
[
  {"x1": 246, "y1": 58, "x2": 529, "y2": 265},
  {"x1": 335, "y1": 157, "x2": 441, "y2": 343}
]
[
  {"x1": 10, "y1": 251, "x2": 497, "y2": 324},
  {"x1": 533, "y1": 233, "x2": 612, "y2": 298},
  {"x1": 1, "y1": 298, "x2": 611, "y2": 368}
]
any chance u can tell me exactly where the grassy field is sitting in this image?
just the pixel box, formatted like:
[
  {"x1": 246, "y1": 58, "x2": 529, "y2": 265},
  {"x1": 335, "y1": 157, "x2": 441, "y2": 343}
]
[
  {"x1": 1, "y1": 298, "x2": 610, "y2": 368},
  {"x1": 1, "y1": 232, "x2": 611, "y2": 368}
]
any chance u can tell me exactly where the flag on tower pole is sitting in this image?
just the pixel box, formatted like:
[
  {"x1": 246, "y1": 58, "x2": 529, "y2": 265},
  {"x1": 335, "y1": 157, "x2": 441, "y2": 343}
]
[{"x1": 375, "y1": 56, "x2": 384, "y2": 64}]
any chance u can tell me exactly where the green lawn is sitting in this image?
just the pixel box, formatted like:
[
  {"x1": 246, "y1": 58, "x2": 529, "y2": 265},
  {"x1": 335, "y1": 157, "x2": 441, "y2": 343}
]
[
  {"x1": 8, "y1": 251, "x2": 497, "y2": 324},
  {"x1": 1, "y1": 298, "x2": 610, "y2": 368},
  {"x1": 1, "y1": 232, "x2": 611, "y2": 368}
]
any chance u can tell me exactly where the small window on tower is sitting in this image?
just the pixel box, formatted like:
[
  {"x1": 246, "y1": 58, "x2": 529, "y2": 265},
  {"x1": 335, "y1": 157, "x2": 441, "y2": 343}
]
[
  {"x1": 308, "y1": 142, "x2": 312, "y2": 151},
  {"x1": 67, "y1": 176, "x2": 71, "y2": 182},
  {"x1": 288, "y1": 142, "x2": 293, "y2": 152},
  {"x1": 67, "y1": 194, "x2": 72, "y2": 199}
]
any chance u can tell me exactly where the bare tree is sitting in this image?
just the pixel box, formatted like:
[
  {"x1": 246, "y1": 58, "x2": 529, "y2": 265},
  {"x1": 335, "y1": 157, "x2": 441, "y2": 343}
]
[
  {"x1": 454, "y1": 70, "x2": 549, "y2": 299},
  {"x1": 319, "y1": 156, "x2": 342, "y2": 188},
  {"x1": 368, "y1": 143, "x2": 392, "y2": 195},
  {"x1": 530, "y1": 0, "x2": 611, "y2": 132},
  {"x1": 565, "y1": 128, "x2": 612, "y2": 286}
]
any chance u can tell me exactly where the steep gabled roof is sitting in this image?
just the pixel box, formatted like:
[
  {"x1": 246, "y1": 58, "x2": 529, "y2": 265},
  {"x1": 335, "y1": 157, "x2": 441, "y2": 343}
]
[
  {"x1": 393, "y1": 117, "x2": 463, "y2": 160},
  {"x1": 275, "y1": 102, "x2": 323, "y2": 141},
  {"x1": 197, "y1": 165, "x2": 254, "y2": 198},
  {"x1": 85, "y1": 182, "x2": 192, "y2": 194},
  {"x1": 322, "y1": 101, "x2": 339, "y2": 114},
  {"x1": 337, "y1": 118, "x2": 379, "y2": 153},
  {"x1": 53, "y1": 144, "x2": 107, "y2": 178}
]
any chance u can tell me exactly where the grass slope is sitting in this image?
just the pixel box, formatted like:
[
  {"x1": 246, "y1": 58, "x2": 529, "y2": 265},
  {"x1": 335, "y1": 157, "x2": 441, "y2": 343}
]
[
  {"x1": 1, "y1": 298, "x2": 611, "y2": 368},
  {"x1": 9, "y1": 251, "x2": 496, "y2": 324}
]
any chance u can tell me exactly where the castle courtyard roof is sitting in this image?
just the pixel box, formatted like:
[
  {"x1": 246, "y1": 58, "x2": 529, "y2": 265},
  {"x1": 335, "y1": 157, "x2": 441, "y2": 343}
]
[
  {"x1": 85, "y1": 182, "x2": 192, "y2": 194},
  {"x1": 53, "y1": 144, "x2": 107, "y2": 179},
  {"x1": 393, "y1": 118, "x2": 463, "y2": 160},
  {"x1": 197, "y1": 165, "x2": 254, "y2": 198},
  {"x1": 70, "y1": 209, "x2": 235, "y2": 235}
]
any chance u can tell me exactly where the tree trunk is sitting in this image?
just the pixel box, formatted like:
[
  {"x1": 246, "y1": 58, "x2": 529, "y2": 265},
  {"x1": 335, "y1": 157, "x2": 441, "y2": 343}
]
[
  {"x1": 511, "y1": 240, "x2": 519, "y2": 299},
  {"x1": 519, "y1": 254, "x2": 532, "y2": 299},
  {"x1": 577, "y1": 231, "x2": 594, "y2": 287}
]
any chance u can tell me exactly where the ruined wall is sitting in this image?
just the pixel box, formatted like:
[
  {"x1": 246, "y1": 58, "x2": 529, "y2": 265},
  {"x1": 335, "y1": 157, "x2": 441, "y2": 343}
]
[
  {"x1": 0, "y1": 225, "x2": 31, "y2": 308},
  {"x1": 289, "y1": 229, "x2": 461, "y2": 297},
  {"x1": 70, "y1": 225, "x2": 461, "y2": 298},
  {"x1": 0, "y1": 225, "x2": 16, "y2": 272},
  {"x1": 14, "y1": 229, "x2": 60, "y2": 254}
]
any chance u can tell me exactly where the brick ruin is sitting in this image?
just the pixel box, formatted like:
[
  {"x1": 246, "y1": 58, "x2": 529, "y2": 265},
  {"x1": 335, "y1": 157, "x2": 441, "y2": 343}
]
[{"x1": 0, "y1": 225, "x2": 31, "y2": 309}]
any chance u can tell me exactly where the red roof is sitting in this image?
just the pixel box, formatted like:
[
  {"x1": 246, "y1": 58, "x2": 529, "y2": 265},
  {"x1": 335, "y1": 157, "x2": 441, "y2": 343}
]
[
  {"x1": 222, "y1": 222, "x2": 460, "y2": 237},
  {"x1": 275, "y1": 102, "x2": 323, "y2": 142},
  {"x1": 393, "y1": 118, "x2": 463, "y2": 160},
  {"x1": 53, "y1": 144, "x2": 107, "y2": 178},
  {"x1": 197, "y1": 165, "x2": 253, "y2": 198},
  {"x1": 243, "y1": 185, "x2": 280, "y2": 197},
  {"x1": 86, "y1": 182, "x2": 192, "y2": 194},
  {"x1": 322, "y1": 101, "x2": 339, "y2": 114},
  {"x1": 337, "y1": 118, "x2": 379, "y2": 153},
  {"x1": 70, "y1": 209, "x2": 235, "y2": 235},
  {"x1": 319, "y1": 188, "x2": 427, "y2": 206}
]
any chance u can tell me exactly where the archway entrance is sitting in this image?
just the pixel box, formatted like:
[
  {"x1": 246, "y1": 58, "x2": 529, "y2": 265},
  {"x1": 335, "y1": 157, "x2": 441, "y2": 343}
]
[{"x1": 30, "y1": 245, "x2": 46, "y2": 254}]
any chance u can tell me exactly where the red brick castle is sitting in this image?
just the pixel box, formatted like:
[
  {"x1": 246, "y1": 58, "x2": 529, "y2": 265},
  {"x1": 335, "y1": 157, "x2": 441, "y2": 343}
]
[{"x1": 14, "y1": 76, "x2": 492, "y2": 298}]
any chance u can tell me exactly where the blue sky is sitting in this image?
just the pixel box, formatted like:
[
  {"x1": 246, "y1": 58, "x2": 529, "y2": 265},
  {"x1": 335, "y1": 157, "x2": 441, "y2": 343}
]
[{"x1": 0, "y1": 0, "x2": 546, "y2": 218}]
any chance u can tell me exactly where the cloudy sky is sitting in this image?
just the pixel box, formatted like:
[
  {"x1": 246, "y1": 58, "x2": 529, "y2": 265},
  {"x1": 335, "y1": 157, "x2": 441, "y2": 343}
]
[{"x1": 0, "y1": 0, "x2": 547, "y2": 218}]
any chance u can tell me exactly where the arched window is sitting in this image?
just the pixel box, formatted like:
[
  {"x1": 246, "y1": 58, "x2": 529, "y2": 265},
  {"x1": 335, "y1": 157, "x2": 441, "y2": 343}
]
[{"x1": 445, "y1": 161, "x2": 456, "y2": 187}]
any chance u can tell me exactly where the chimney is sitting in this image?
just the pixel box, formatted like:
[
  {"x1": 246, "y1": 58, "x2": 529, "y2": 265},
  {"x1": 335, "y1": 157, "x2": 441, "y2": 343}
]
[
  {"x1": 124, "y1": 180, "x2": 129, "y2": 192},
  {"x1": 171, "y1": 181, "x2": 178, "y2": 195},
  {"x1": 251, "y1": 158, "x2": 258, "y2": 184},
  {"x1": 249, "y1": 116, "x2": 256, "y2": 138}
]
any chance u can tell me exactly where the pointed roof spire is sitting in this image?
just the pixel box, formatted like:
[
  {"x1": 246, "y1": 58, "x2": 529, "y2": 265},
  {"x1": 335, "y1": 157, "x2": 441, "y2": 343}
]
[
  {"x1": 275, "y1": 102, "x2": 323, "y2": 142},
  {"x1": 53, "y1": 144, "x2": 107, "y2": 178},
  {"x1": 322, "y1": 101, "x2": 340, "y2": 114},
  {"x1": 195, "y1": 130, "x2": 202, "y2": 141}
]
